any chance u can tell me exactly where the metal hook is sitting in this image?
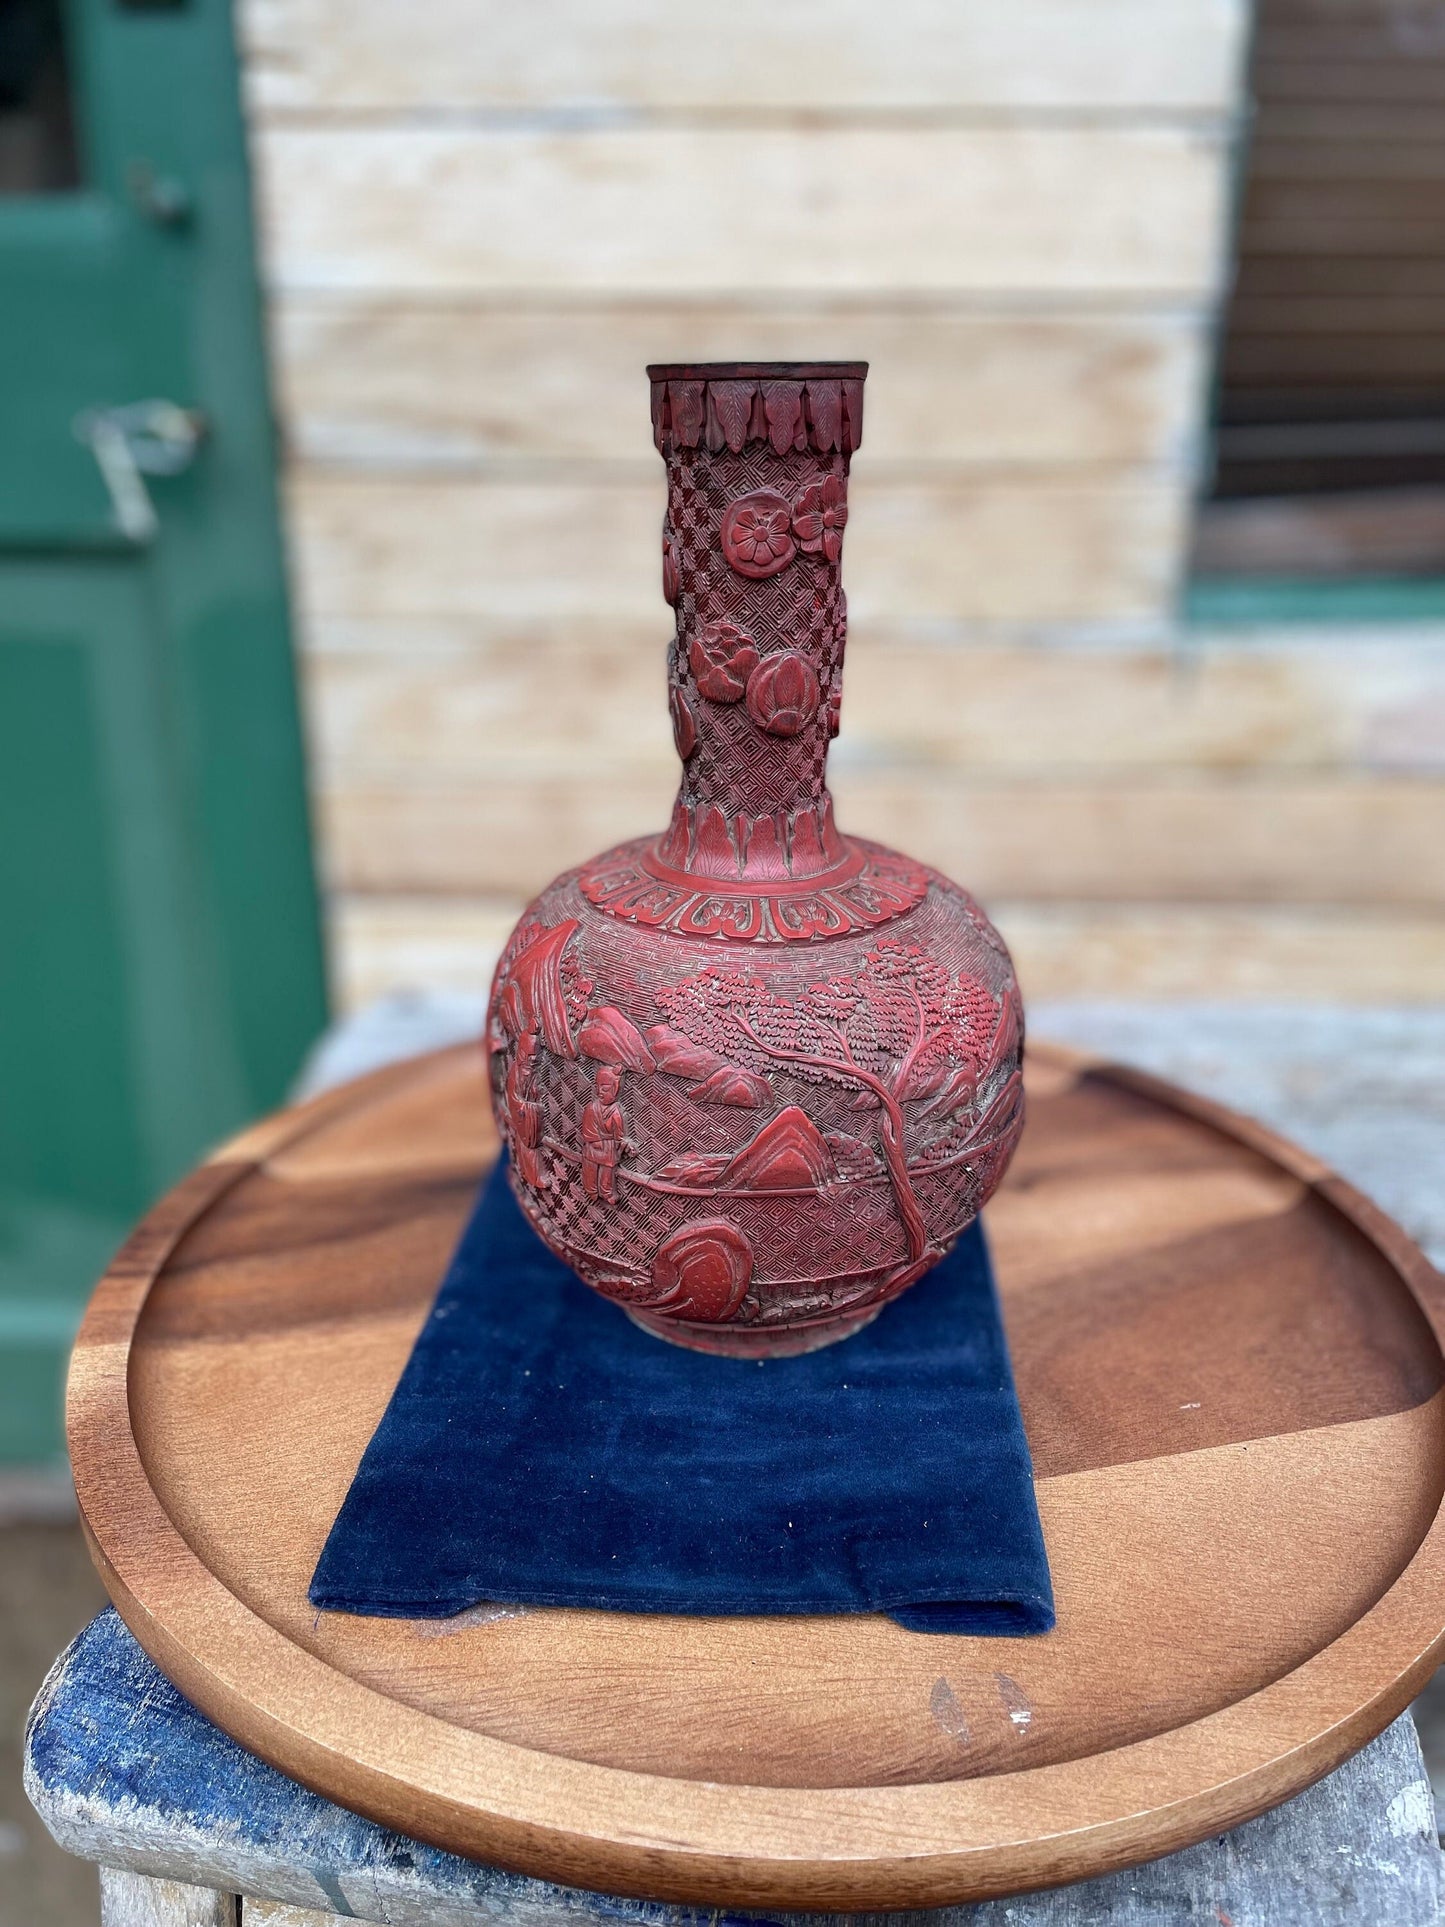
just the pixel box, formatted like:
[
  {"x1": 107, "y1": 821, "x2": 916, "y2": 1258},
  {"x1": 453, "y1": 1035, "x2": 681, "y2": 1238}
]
[{"x1": 74, "y1": 400, "x2": 207, "y2": 544}]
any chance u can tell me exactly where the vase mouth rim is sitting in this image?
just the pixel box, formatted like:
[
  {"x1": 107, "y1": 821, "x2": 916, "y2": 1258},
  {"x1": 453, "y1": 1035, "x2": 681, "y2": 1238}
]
[{"x1": 647, "y1": 361, "x2": 868, "y2": 382}]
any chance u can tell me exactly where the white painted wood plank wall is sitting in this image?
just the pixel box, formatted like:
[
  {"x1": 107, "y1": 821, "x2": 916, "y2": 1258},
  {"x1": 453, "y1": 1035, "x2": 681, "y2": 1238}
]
[
  {"x1": 240, "y1": 0, "x2": 1252, "y2": 115},
  {"x1": 238, "y1": 0, "x2": 1445, "y2": 1006}
]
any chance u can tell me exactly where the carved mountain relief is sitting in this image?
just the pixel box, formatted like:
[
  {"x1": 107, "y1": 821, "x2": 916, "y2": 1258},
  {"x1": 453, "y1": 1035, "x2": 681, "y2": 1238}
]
[{"x1": 656, "y1": 1107, "x2": 838, "y2": 1193}]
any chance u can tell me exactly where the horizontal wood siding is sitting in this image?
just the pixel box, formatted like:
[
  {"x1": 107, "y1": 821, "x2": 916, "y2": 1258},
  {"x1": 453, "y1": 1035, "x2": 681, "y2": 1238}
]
[
  {"x1": 240, "y1": 0, "x2": 1250, "y2": 114},
  {"x1": 315, "y1": 773, "x2": 1445, "y2": 905},
  {"x1": 302, "y1": 627, "x2": 1445, "y2": 781},
  {"x1": 238, "y1": 0, "x2": 1445, "y2": 1004},
  {"x1": 273, "y1": 305, "x2": 1206, "y2": 473},
  {"x1": 254, "y1": 127, "x2": 1230, "y2": 299}
]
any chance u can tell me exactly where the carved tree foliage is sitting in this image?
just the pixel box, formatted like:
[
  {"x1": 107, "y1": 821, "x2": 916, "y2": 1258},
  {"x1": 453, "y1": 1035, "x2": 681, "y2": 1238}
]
[{"x1": 652, "y1": 939, "x2": 1007, "y2": 1263}]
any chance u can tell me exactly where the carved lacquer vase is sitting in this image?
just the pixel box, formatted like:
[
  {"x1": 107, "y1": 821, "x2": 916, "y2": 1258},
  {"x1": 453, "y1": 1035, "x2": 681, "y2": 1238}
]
[{"x1": 487, "y1": 362, "x2": 1025, "y2": 1356}]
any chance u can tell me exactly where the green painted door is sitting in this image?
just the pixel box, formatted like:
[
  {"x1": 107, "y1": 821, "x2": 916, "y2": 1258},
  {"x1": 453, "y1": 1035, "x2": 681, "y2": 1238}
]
[{"x1": 0, "y1": 0, "x2": 328, "y2": 1462}]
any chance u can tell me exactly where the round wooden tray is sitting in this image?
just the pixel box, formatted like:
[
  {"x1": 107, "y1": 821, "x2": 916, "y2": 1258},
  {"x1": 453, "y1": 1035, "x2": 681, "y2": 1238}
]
[{"x1": 70, "y1": 1041, "x2": 1445, "y2": 1912}]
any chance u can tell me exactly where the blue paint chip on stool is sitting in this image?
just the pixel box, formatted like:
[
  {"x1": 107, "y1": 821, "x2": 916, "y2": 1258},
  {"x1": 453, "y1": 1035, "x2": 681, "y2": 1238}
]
[
  {"x1": 24, "y1": 1610, "x2": 671, "y2": 1917},
  {"x1": 310, "y1": 1158, "x2": 1053, "y2": 1634}
]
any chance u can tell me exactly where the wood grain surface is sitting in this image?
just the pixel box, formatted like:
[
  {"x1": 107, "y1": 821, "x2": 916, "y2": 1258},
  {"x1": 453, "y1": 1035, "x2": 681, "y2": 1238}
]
[
  {"x1": 272, "y1": 305, "x2": 1204, "y2": 474},
  {"x1": 68, "y1": 1042, "x2": 1445, "y2": 1910},
  {"x1": 315, "y1": 764, "x2": 1445, "y2": 906},
  {"x1": 254, "y1": 128, "x2": 1226, "y2": 301},
  {"x1": 240, "y1": 0, "x2": 1248, "y2": 116},
  {"x1": 303, "y1": 624, "x2": 1445, "y2": 789},
  {"x1": 99, "y1": 1869, "x2": 235, "y2": 1927},
  {"x1": 304, "y1": 627, "x2": 1445, "y2": 1012}
]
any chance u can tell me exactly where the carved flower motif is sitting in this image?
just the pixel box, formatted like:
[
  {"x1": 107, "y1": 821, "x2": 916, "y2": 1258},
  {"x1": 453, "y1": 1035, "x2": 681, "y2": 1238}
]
[
  {"x1": 720, "y1": 489, "x2": 796, "y2": 579},
  {"x1": 791, "y1": 473, "x2": 848, "y2": 564},
  {"x1": 689, "y1": 620, "x2": 760, "y2": 703},
  {"x1": 662, "y1": 522, "x2": 680, "y2": 605},
  {"x1": 745, "y1": 651, "x2": 821, "y2": 737},
  {"x1": 670, "y1": 686, "x2": 697, "y2": 759},
  {"x1": 648, "y1": 1219, "x2": 754, "y2": 1322}
]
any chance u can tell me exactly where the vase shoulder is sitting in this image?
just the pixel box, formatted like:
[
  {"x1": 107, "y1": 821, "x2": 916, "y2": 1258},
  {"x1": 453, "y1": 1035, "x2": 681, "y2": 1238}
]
[{"x1": 577, "y1": 831, "x2": 932, "y2": 945}]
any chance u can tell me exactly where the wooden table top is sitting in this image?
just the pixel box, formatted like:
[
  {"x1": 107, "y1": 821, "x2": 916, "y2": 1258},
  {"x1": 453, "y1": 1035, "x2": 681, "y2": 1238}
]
[{"x1": 68, "y1": 1041, "x2": 1445, "y2": 1910}]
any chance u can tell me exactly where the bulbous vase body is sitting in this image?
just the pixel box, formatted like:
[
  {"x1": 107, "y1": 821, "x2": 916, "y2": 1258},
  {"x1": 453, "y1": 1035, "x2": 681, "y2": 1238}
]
[{"x1": 487, "y1": 363, "x2": 1024, "y2": 1356}]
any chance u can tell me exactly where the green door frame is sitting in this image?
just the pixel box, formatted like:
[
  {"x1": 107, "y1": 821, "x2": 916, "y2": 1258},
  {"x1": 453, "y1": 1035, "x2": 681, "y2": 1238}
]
[
  {"x1": 1188, "y1": 577, "x2": 1445, "y2": 625},
  {"x1": 0, "y1": 0, "x2": 328, "y2": 1463}
]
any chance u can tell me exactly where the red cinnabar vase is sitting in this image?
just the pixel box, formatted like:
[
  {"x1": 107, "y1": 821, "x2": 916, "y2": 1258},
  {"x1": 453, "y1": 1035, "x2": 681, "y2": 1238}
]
[{"x1": 487, "y1": 363, "x2": 1025, "y2": 1356}]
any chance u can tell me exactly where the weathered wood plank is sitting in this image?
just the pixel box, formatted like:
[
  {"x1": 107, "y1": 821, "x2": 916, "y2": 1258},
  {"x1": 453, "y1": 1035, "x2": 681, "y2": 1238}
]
[
  {"x1": 328, "y1": 896, "x2": 520, "y2": 1012},
  {"x1": 242, "y1": 1904, "x2": 334, "y2": 1926},
  {"x1": 272, "y1": 302, "x2": 1205, "y2": 473},
  {"x1": 766, "y1": 773, "x2": 1445, "y2": 907},
  {"x1": 252, "y1": 127, "x2": 1230, "y2": 297},
  {"x1": 324, "y1": 894, "x2": 1445, "y2": 1011},
  {"x1": 312, "y1": 768, "x2": 1445, "y2": 905},
  {"x1": 288, "y1": 472, "x2": 1187, "y2": 631},
  {"x1": 300, "y1": 625, "x2": 1445, "y2": 782},
  {"x1": 1005, "y1": 901, "x2": 1445, "y2": 1004},
  {"x1": 311, "y1": 772, "x2": 661, "y2": 894},
  {"x1": 238, "y1": 0, "x2": 1250, "y2": 116},
  {"x1": 100, "y1": 1869, "x2": 235, "y2": 1927}
]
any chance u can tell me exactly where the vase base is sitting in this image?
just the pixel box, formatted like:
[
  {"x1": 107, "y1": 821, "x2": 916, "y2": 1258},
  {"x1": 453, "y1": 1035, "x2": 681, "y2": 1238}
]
[{"x1": 623, "y1": 1303, "x2": 882, "y2": 1358}]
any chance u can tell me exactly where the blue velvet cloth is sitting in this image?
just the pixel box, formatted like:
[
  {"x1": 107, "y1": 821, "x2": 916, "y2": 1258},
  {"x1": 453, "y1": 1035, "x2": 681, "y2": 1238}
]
[{"x1": 311, "y1": 1159, "x2": 1053, "y2": 1635}]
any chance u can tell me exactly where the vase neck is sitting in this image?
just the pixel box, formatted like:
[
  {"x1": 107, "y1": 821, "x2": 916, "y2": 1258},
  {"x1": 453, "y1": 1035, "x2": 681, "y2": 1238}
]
[{"x1": 650, "y1": 366, "x2": 865, "y2": 885}]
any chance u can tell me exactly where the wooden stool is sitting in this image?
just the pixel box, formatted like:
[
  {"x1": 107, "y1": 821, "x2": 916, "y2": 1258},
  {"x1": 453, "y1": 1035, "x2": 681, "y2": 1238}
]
[{"x1": 24, "y1": 1609, "x2": 1445, "y2": 1926}]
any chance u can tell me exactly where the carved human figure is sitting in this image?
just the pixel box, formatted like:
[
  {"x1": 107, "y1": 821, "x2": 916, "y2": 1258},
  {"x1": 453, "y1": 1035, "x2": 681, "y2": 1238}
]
[
  {"x1": 580, "y1": 1064, "x2": 627, "y2": 1204},
  {"x1": 503, "y1": 1033, "x2": 545, "y2": 1190}
]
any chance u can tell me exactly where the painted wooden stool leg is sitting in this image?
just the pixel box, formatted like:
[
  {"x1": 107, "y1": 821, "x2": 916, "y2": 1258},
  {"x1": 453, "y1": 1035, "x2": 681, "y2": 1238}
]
[{"x1": 100, "y1": 1868, "x2": 237, "y2": 1927}]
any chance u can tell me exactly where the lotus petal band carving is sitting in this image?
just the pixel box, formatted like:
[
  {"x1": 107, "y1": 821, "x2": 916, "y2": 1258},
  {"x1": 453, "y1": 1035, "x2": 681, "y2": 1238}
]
[{"x1": 486, "y1": 362, "x2": 1025, "y2": 1356}]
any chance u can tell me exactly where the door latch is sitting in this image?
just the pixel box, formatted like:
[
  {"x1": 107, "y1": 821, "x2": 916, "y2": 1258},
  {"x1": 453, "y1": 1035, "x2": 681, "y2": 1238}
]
[{"x1": 74, "y1": 400, "x2": 207, "y2": 544}]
